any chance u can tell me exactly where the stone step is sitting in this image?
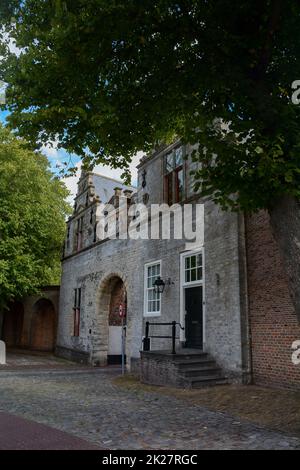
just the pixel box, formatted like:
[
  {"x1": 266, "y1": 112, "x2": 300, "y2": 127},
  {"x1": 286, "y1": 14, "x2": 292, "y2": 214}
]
[
  {"x1": 173, "y1": 352, "x2": 227, "y2": 388},
  {"x1": 187, "y1": 375, "x2": 228, "y2": 389},
  {"x1": 141, "y1": 349, "x2": 228, "y2": 389},
  {"x1": 176, "y1": 358, "x2": 216, "y2": 368},
  {"x1": 181, "y1": 366, "x2": 223, "y2": 378},
  {"x1": 173, "y1": 353, "x2": 209, "y2": 362}
]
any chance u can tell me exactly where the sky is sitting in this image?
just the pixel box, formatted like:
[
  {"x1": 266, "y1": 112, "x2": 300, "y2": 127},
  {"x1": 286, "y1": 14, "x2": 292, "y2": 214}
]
[{"x1": 0, "y1": 109, "x2": 142, "y2": 204}]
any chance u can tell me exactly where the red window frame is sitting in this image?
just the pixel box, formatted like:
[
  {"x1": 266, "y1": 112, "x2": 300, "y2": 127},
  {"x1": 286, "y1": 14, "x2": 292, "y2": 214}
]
[
  {"x1": 164, "y1": 173, "x2": 174, "y2": 205},
  {"x1": 76, "y1": 217, "x2": 84, "y2": 252},
  {"x1": 175, "y1": 166, "x2": 184, "y2": 203},
  {"x1": 73, "y1": 288, "x2": 81, "y2": 337},
  {"x1": 164, "y1": 147, "x2": 185, "y2": 204}
]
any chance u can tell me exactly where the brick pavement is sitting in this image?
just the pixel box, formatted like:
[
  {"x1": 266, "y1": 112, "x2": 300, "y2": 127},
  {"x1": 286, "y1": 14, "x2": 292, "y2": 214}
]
[
  {"x1": 0, "y1": 412, "x2": 100, "y2": 450},
  {"x1": 0, "y1": 360, "x2": 299, "y2": 450}
]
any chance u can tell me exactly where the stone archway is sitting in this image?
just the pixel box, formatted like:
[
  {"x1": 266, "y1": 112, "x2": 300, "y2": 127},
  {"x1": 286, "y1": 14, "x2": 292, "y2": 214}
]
[
  {"x1": 30, "y1": 298, "x2": 56, "y2": 351},
  {"x1": 93, "y1": 273, "x2": 128, "y2": 366},
  {"x1": 2, "y1": 302, "x2": 24, "y2": 348}
]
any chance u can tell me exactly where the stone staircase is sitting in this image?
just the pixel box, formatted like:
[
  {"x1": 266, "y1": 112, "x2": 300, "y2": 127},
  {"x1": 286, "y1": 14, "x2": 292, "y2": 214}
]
[
  {"x1": 140, "y1": 349, "x2": 228, "y2": 389},
  {"x1": 173, "y1": 350, "x2": 228, "y2": 388}
]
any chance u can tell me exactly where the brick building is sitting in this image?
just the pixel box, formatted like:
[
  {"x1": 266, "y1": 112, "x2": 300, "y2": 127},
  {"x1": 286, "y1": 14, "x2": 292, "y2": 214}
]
[
  {"x1": 246, "y1": 212, "x2": 300, "y2": 389},
  {"x1": 1, "y1": 286, "x2": 59, "y2": 352},
  {"x1": 56, "y1": 142, "x2": 300, "y2": 390}
]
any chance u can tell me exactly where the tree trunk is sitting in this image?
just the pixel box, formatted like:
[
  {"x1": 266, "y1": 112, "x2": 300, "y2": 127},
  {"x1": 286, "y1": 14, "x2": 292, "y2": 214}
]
[{"x1": 269, "y1": 195, "x2": 300, "y2": 322}]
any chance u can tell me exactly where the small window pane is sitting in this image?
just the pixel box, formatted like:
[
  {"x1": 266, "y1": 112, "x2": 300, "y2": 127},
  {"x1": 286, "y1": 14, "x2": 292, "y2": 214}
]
[
  {"x1": 175, "y1": 147, "x2": 183, "y2": 167},
  {"x1": 184, "y1": 253, "x2": 203, "y2": 283},
  {"x1": 165, "y1": 153, "x2": 174, "y2": 173},
  {"x1": 146, "y1": 263, "x2": 161, "y2": 314},
  {"x1": 176, "y1": 168, "x2": 184, "y2": 202}
]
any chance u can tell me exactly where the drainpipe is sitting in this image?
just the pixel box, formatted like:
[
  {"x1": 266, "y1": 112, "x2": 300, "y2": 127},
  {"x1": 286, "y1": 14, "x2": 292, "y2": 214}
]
[{"x1": 238, "y1": 212, "x2": 253, "y2": 384}]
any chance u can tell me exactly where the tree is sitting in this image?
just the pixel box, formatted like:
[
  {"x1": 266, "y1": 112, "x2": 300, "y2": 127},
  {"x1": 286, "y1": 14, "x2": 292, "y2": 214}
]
[
  {"x1": 0, "y1": 124, "x2": 71, "y2": 312},
  {"x1": 0, "y1": 1, "x2": 300, "y2": 317}
]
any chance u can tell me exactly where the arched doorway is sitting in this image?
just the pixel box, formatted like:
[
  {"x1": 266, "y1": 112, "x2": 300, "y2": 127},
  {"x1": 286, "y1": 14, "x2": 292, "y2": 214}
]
[
  {"x1": 2, "y1": 302, "x2": 24, "y2": 348},
  {"x1": 95, "y1": 274, "x2": 127, "y2": 366},
  {"x1": 30, "y1": 298, "x2": 56, "y2": 351}
]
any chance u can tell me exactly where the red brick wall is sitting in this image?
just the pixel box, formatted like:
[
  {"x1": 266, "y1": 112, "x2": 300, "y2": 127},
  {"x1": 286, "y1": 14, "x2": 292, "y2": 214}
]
[
  {"x1": 246, "y1": 211, "x2": 300, "y2": 390},
  {"x1": 30, "y1": 298, "x2": 56, "y2": 352}
]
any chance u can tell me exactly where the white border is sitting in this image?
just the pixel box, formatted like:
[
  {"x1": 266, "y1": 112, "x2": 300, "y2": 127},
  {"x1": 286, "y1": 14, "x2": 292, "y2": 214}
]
[
  {"x1": 179, "y1": 248, "x2": 205, "y2": 345},
  {"x1": 143, "y1": 260, "x2": 162, "y2": 317}
]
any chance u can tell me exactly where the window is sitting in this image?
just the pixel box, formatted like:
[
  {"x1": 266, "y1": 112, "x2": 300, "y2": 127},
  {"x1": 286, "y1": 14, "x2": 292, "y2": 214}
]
[
  {"x1": 164, "y1": 146, "x2": 185, "y2": 204},
  {"x1": 184, "y1": 252, "x2": 203, "y2": 284},
  {"x1": 73, "y1": 288, "x2": 81, "y2": 336},
  {"x1": 144, "y1": 261, "x2": 161, "y2": 316},
  {"x1": 93, "y1": 222, "x2": 98, "y2": 243},
  {"x1": 75, "y1": 216, "x2": 84, "y2": 251},
  {"x1": 66, "y1": 225, "x2": 71, "y2": 249}
]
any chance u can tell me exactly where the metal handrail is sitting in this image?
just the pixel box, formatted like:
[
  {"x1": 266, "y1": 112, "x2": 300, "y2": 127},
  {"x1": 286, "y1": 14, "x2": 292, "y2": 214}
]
[{"x1": 143, "y1": 321, "x2": 185, "y2": 354}]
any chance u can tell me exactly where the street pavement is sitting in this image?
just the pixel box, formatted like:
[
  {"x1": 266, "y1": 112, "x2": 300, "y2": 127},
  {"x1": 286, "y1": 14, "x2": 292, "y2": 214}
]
[{"x1": 0, "y1": 354, "x2": 299, "y2": 450}]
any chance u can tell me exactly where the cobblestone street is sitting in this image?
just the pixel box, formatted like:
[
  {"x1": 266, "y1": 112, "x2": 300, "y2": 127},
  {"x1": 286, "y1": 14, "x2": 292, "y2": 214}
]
[{"x1": 0, "y1": 359, "x2": 299, "y2": 450}]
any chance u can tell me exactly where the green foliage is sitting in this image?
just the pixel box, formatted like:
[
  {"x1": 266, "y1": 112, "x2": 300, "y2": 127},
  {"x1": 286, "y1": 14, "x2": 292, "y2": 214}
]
[
  {"x1": 0, "y1": 125, "x2": 71, "y2": 310},
  {"x1": 1, "y1": 1, "x2": 300, "y2": 208}
]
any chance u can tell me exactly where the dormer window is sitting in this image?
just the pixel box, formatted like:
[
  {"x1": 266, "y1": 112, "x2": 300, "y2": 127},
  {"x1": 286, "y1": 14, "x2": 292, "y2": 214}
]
[{"x1": 164, "y1": 146, "x2": 185, "y2": 204}]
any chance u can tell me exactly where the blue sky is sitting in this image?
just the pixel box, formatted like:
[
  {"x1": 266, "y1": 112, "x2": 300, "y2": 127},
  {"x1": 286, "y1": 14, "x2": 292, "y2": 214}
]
[
  {"x1": 0, "y1": 108, "x2": 80, "y2": 174},
  {"x1": 0, "y1": 109, "x2": 140, "y2": 202}
]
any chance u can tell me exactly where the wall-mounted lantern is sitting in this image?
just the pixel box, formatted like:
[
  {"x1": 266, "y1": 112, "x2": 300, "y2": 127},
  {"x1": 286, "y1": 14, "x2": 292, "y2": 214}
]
[
  {"x1": 153, "y1": 276, "x2": 165, "y2": 294},
  {"x1": 153, "y1": 277, "x2": 174, "y2": 294}
]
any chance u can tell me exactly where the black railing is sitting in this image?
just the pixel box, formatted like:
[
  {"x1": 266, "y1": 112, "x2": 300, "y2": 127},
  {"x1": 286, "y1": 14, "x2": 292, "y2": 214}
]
[{"x1": 142, "y1": 321, "x2": 185, "y2": 355}]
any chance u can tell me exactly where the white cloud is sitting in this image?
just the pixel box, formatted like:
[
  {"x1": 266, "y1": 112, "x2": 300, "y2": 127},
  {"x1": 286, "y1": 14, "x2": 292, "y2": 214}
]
[
  {"x1": 41, "y1": 142, "x2": 60, "y2": 159},
  {"x1": 62, "y1": 162, "x2": 82, "y2": 205},
  {"x1": 1, "y1": 30, "x2": 21, "y2": 57}
]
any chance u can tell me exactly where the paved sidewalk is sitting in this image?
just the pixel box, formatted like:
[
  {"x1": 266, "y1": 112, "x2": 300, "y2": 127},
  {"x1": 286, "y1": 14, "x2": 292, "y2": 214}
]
[
  {"x1": 0, "y1": 412, "x2": 100, "y2": 450},
  {"x1": 0, "y1": 351, "x2": 90, "y2": 371},
  {"x1": 0, "y1": 367, "x2": 299, "y2": 450}
]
